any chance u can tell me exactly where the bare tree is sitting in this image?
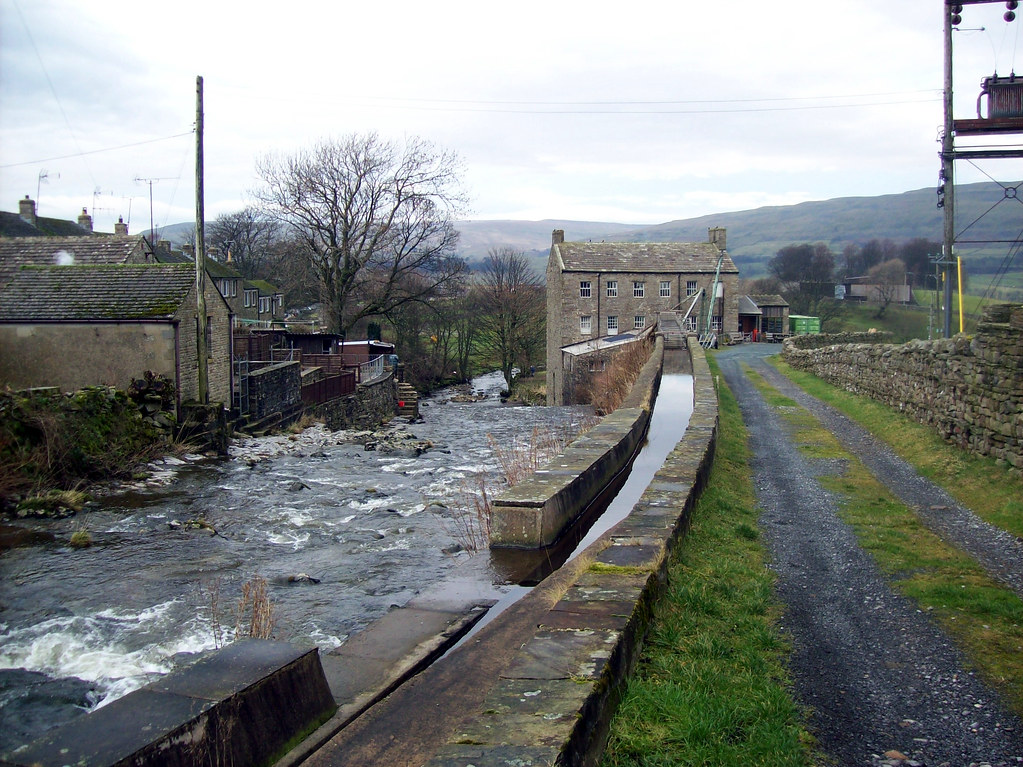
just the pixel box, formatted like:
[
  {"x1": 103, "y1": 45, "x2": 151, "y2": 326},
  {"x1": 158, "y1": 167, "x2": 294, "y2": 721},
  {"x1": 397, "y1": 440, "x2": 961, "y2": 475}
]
[
  {"x1": 206, "y1": 207, "x2": 281, "y2": 279},
  {"x1": 254, "y1": 133, "x2": 468, "y2": 336},
  {"x1": 473, "y1": 248, "x2": 545, "y2": 393},
  {"x1": 867, "y1": 258, "x2": 907, "y2": 318}
]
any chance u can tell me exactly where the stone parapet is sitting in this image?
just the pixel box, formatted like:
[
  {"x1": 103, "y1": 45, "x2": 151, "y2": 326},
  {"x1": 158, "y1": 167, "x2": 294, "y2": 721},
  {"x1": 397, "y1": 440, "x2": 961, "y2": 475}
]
[
  {"x1": 490, "y1": 337, "x2": 664, "y2": 548},
  {"x1": 782, "y1": 303, "x2": 1023, "y2": 468},
  {"x1": 425, "y1": 339, "x2": 719, "y2": 766}
]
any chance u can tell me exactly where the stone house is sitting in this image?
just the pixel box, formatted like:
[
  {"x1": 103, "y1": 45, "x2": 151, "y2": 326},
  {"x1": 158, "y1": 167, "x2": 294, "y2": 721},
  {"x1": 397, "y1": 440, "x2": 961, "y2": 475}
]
[
  {"x1": 545, "y1": 228, "x2": 739, "y2": 404},
  {"x1": 0, "y1": 233, "x2": 156, "y2": 289},
  {"x1": 0, "y1": 263, "x2": 233, "y2": 413},
  {"x1": 737, "y1": 294, "x2": 790, "y2": 339}
]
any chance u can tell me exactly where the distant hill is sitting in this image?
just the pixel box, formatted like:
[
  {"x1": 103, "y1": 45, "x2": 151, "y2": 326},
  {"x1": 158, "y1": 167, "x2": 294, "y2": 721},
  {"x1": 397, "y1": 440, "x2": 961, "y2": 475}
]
[{"x1": 156, "y1": 181, "x2": 1019, "y2": 279}]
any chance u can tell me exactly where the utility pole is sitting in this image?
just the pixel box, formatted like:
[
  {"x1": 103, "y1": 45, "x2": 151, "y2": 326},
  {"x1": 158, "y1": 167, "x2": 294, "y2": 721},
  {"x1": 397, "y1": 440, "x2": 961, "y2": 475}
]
[
  {"x1": 135, "y1": 176, "x2": 174, "y2": 242},
  {"x1": 195, "y1": 75, "x2": 209, "y2": 404},
  {"x1": 941, "y1": 2, "x2": 956, "y2": 339}
]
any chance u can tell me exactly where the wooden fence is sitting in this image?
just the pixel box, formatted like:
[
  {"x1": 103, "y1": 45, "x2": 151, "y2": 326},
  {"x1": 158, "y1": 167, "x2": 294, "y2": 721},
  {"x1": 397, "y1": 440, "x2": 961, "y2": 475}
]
[{"x1": 301, "y1": 371, "x2": 356, "y2": 405}]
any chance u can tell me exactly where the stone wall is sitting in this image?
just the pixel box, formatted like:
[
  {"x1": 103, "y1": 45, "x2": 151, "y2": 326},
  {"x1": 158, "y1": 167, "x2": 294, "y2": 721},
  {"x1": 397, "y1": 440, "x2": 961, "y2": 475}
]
[
  {"x1": 786, "y1": 330, "x2": 894, "y2": 349},
  {"x1": 247, "y1": 361, "x2": 302, "y2": 420},
  {"x1": 313, "y1": 373, "x2": 397, "y2": 431},
  {"x1": 783, "y1": 303, "x2": 1023, "y2": 468},
  {"x1": 172, "y1": 280, "x2": 233, "y2": 407}
]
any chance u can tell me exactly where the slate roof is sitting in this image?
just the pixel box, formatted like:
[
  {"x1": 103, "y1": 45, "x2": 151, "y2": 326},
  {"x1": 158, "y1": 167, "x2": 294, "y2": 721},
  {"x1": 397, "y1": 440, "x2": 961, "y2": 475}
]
[
  {"x1": 750, "y1": 293, "x2": 789, "y2": 307},
  {"x1": 0, "y1": 211, "x2": 94, "y2": 238},
  {"x1": 0, "y1": 263, "x2": 196, "y2": 321},
  {"x1": 555, "y1": 241, "x2": 738, "y2": 274},
  {"x1": 738, "y1": 295, "x2": 762, "y2": 315},
  {"x1": 0, "y1": 235, "x2": 152, "y2": 289}
]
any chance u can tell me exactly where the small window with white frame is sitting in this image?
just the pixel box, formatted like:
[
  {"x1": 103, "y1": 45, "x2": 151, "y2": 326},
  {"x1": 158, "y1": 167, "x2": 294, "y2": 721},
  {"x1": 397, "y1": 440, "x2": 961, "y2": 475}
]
[
  {"x1": 606, "y1": 315, "x2": 619, "y2": 334},
  {"x1": 634, "y1": 315, "x2": 646, "y2": 330},
  {"x1": 580, "y1": 315, "x2": 592, "y2": 334},
  {"x1": 633, "y1": 281, "x2": 644, "y2": 297},
  {"x1": 659, "y1": 280, "x2": 671, "y2": 298},
  {"x1": 687, "y1": 280, "x2": 699, "y2": 297},
  {"x1": 606, "y1": 280, "x2": 618, "y2": 297},
  {"x1": 684, "y1": 316, "x2": 697, "y2": 331},
  {"x1": 579, "y1": 281, "x2": 591, "y2": 297}
]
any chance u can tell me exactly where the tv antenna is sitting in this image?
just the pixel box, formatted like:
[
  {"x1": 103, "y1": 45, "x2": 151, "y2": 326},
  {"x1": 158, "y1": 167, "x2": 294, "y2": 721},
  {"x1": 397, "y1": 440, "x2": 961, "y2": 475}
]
[
  {"x1": 36, "y1": 169, "x2": 59, "y2": 213},
  {"x1": 135, "y1": 176, "x2": 174, "y2": 240}
]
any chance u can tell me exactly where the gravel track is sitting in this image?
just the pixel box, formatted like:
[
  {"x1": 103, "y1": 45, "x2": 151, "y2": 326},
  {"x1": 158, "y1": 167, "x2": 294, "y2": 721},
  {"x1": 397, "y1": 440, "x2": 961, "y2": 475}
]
[{"x1": 715, "y1": 344, "x2": 1023, "y2": 767}]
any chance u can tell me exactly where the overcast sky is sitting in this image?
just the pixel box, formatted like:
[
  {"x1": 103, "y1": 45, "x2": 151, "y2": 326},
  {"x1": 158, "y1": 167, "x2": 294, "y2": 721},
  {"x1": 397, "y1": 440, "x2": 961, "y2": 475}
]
[{"x1": 1, "y1": 1, "x2": 1020, "y2": 234}]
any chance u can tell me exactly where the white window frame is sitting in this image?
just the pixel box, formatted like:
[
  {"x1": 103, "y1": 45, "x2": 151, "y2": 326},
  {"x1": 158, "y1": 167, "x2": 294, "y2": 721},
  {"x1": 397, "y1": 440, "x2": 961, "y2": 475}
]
[
  {"x1": 259, "y1": 296, "x2": 271, "y2": 314},
  {"x1": 606, "y1": 315, "x2": 619, "y2": 334},
  {"x1": 580, "y1": 315, "x2": 592, "y2": 334},
  {"x1": 659, "y1": 280, "x2": 671, "y2": 298},
  {"x1": 684, "y1": 316, "x2": 698, "y2": 331},
  {"x1": 579, "y1": 281, "x2": 591, "y2": 298},
  {"x1": 606, "y1": 280, "x2": 618, "y2": 298},
  {"x1": 687, "y1": 280, "x2": 699, "y2": 297},
  {"x1": 633, "y1": 281, "x2": 644, "y2": 297},
  {"x1": 634, "y1": 315, "x2": 646, "y2": 330}
]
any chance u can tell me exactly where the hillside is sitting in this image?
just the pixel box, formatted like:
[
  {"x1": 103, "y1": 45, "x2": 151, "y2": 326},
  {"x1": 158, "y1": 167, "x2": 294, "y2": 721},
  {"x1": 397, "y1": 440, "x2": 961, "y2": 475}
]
[{"x1": 155, "y1": 181, "x2": 1019, "y2": 280}]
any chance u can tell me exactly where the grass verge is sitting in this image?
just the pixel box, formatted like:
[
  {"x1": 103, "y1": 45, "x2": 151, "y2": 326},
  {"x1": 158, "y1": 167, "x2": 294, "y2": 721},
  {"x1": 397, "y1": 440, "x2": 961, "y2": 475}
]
[
  {"x1": 768, "y1": 358, "x2": 1023, "y2": 540},
  {"x1": 746, "y1": 367, "x2": 1023, "y2": 717},
  {"x1": 601, "y1": 358, "x2": 813, "y2": 767}
]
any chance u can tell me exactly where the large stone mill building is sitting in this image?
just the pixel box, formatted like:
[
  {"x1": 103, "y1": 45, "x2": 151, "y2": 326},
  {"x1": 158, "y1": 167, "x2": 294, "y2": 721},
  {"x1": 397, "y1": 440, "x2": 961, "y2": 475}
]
[{"x1": 545, "y1": 228, "x2": 739, "y2": 405}]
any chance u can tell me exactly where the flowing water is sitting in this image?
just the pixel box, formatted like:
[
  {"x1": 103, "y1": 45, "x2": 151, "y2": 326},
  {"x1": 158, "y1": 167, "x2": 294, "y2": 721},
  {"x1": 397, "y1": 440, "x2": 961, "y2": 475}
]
[{"x1": 0, "y1": 372, "x2": 593, "y2": 753}]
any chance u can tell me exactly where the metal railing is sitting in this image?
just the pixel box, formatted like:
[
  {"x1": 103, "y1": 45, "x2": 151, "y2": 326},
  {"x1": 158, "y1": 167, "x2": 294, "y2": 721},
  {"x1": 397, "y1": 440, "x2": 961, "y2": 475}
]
[{"x1": 359, "y1": 355, "x2": 385, "y2": 382}]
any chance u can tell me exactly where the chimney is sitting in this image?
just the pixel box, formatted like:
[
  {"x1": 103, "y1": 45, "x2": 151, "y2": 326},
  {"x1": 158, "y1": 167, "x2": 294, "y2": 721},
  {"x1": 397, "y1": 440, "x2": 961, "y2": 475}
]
[
  {"x1": 114, "y1": 216, "x2": 128, "y2": 235},
  {"x1": 182, "y1": 244, "x2": 194, "y2": 257},
  {"x1": 158, "y1": 239, "x2": 171, "y2": 252},
  {"x1": 552, "y1": 229, "x2": 565, "y2": 246},
  {"x1": 19, "y1": 195, "x2": 37, "y2": 227},
  {"x1": 708, "y1": 227, "x2": 726, "y2": 251},
  {"x1": 77, "y1": 208, "x2": 93, "y2": 232}
]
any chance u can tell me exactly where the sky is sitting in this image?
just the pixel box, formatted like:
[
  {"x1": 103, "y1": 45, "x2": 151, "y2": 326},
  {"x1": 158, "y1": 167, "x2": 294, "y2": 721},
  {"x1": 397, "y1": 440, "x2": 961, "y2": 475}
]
[{"x1": 1, "y1": 0, "x2": 1021, "y2": 234}]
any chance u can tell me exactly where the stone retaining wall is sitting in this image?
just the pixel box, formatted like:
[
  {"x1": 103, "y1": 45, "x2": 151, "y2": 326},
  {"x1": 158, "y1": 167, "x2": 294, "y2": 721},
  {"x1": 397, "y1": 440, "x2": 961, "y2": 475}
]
[
  {"x1": 312, "y1": 373, "x2": 397, "y2": 431},
  {"x1": 490, "y1": 337, "x2": 664, "y2": 548},
  {"x1": 247, "y1": 361, "x2": 302, "y2": 420},
  {"x1": 782, "y1": 303, "x2": 1023, "y2": 469},
  {"x1": 426, "y1": 337, "x2": 721, "y2": 766}
]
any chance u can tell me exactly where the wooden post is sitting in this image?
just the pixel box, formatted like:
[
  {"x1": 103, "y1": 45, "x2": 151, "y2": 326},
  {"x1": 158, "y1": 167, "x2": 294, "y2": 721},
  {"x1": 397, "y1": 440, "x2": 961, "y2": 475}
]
[
  {"x1": 195, "y1": 75, "x2": 209, "y2": 403},
  {"x1": 941, "y1": 3, "x2": 955, "y2": 339}
]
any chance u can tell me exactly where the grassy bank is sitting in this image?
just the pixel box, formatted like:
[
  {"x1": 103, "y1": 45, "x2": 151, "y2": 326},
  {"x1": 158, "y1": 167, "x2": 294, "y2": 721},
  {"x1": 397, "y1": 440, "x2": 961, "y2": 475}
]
[
  {"x1": 601, "y1": 358, "x2": 813, "y2": 766},
  {"x1": 770, "y1": 359, "x2": 1023, "y2": 541},
  {"x1": 747, "y1": 367, "x2": 1023, "y2": 716}
]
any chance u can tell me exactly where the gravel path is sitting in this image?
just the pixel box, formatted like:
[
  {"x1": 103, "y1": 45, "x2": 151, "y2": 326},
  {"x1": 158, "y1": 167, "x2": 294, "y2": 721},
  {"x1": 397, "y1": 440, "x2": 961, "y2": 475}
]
[{"x1": 715, "y1": 344, "x2": 1023, "y2": 767}]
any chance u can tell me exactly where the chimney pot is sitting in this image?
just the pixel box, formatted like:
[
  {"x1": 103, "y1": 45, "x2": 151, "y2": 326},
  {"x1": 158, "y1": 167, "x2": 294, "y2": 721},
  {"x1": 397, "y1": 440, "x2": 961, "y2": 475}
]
[{"x1": 114, "y1": 216, "x2": 128, "y2": 235}]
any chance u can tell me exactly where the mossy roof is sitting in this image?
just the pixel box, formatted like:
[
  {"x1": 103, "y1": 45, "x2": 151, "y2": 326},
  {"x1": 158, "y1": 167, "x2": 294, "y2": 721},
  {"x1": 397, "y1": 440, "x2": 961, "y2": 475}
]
[
  {"x1": 0, "y1": 235, "x2": 151, "y2": 289},
  {"x1": 0, "y1": 263, "x2": 195, "y2": 321}
]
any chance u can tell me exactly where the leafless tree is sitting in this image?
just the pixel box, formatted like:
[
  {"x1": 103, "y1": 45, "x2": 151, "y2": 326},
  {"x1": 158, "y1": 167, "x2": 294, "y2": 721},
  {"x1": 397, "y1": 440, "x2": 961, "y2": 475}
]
[
  {"x1": 867, "y1": 257, "x2": 907, "y2": 318},
  {"x1": 206, "y1": 207, "x2": 281, "y2": 279},
  {"x1": 254, "y1": 133, "x2": 468, "y2": 336},
  {"x1": 473, "y1": 248, "x2": 545, "y2": 393}
]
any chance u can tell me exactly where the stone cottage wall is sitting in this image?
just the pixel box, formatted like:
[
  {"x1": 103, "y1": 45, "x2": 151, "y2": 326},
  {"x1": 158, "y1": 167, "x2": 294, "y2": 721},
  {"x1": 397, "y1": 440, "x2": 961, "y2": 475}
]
[{"x1": 783, "y1": 303, "x2": 1023, "y2": 468}]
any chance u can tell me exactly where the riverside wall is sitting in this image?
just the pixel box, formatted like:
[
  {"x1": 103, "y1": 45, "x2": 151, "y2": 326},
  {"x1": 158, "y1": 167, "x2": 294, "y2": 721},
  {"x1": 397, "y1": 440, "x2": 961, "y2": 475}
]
[
  {"x1": 423, "y1": 336, "x2": 721, "y2": 766},
  {"x1": 312, "y1": 373, "x2": 397, "y2": 431},
  {"x1": 490, "y1": 338, "x2": 664, "y2": 548},
  {"x1": 782, "y1": 303, "x2": 1023, "y2": 469}
]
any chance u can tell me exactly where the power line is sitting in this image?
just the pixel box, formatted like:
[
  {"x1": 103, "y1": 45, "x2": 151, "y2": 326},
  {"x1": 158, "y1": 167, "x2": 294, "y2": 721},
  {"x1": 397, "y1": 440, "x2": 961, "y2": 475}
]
[{"x1": 0, "y1": 131, "x2": 194, "y2": 169}]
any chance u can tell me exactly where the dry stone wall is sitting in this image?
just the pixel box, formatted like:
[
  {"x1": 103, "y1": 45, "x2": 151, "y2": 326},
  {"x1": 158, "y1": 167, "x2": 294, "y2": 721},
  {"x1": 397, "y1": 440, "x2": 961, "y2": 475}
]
[{"x1": 783, "y1": 303, "x2": 1023, "y2": 469}]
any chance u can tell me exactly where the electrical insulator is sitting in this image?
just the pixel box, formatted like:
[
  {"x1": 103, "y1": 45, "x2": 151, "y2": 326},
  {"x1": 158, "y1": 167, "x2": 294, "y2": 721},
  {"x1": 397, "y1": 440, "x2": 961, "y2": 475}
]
[
  {"x1": 952, "y1": 12, "x2": 962, "y2": 24},
  {"x1": 953, "y1": 3, "x2": 963, "y2": 10},
  {"x1": 1006, "y1": 10, "x2": 1016, "y2": 21},
  {"x1": 1007, "y1": 1, "x2": 1018, "y2": 10}
]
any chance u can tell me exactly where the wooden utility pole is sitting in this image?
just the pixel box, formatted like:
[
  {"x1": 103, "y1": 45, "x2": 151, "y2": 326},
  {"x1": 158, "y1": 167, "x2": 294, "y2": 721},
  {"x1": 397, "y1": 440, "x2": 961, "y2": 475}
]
[{"x1": 195, "y1": 75, "x2": 209, "y2": 403}]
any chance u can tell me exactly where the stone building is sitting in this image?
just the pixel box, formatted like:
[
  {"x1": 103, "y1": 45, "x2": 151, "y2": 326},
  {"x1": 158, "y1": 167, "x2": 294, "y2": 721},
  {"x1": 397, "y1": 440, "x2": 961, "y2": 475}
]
[
  {"x1": 0, "y1": 263, "x2": 233, "y2": 413},
  {"x1": 545, "y1": 228, "x2": 739, "y2": 404}
]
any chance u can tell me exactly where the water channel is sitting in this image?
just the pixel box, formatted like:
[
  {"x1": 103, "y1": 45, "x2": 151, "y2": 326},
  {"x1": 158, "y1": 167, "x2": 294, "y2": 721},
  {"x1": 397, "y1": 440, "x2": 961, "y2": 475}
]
[{"x1": 0, "y1": 370, "x2": 693, "y2": 754}]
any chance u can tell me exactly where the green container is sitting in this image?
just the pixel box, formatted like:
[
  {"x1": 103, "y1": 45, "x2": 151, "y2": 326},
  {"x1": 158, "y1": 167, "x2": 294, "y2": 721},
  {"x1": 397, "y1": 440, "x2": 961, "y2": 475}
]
[{"x1": 789, "y1": 315, "x2": 820, "y2": 334}]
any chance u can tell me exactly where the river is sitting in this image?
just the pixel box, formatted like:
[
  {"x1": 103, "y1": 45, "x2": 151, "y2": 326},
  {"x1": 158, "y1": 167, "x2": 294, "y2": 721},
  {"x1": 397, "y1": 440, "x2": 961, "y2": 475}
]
[{"x1": 0, "y1": 372, "x2": 594, "y2": 753}]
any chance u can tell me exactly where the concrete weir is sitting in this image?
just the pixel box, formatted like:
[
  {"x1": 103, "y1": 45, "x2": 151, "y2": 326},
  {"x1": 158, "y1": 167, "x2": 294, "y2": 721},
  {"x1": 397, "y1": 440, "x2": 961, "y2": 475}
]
[{"x1": 3, "y1": 640, "x2": 336, "y2": 767}]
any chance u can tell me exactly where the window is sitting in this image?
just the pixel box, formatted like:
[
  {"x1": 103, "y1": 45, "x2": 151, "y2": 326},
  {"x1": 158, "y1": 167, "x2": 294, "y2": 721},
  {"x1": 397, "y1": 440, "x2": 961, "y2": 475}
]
[
  {"x1": 659, "y1": 280, "x2": 671, "y2": 298},
  {"x1": 606, "y1": 280, "x2": 618, "y2": 297},
  {"x1": 606, "y1": 315, "x2": 619, "y2": 334},
  {"x1": 634, "y1": 315, "x2": 646, "y2": 330},
  {"x1": 684, "y1": 316, "x2": 698, "y2": 331},
  {"x1": 579, "y1": 281, "x2": 591, "y2": 298},
  {"x1": 687, "y1": 280, "x2": 699, "y2": 297},
  {"x1": 244, "y1": 289, "x2": 257, "y2": 308},
  {"x1": 219, "y1": 279, "x2": 230, "y2": 296},
  {"x1": 259, "y1": 296, "x2": 271, "y2": 314},
  {"x1": 633, "y1": 281, "x2": 644, "y2": 297},
  {"x1": 580, "y1": 315, "x2": 592, "y2": 334}
]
